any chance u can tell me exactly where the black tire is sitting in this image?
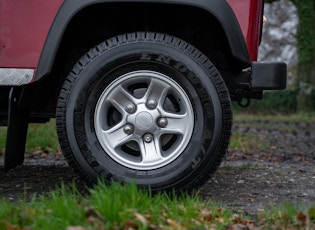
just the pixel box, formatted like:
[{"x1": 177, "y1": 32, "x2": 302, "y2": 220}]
[{"x1": 56, "y1": 32, "x2": 232, "y2": 193}]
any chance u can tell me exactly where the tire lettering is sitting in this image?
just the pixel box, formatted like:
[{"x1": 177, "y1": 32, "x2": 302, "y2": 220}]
[
  {"x1": 140, "y1": 53, "x2": 151, "y2": 60},
  {"x1": 191, "y1": 157, "x2": 201, "y2": 169},
  {"x1": 155, "y1": 54, "x2": 171, "y2": 65},
  {"x1": 204, "y1": 103, "x2": 214, "y2": 117},
  {"x1": 187, "y1": 71, "x2": 197, "y2": 81},
  {"x1": 174, "y1": 61, "x2": 187, "y2": 72}
]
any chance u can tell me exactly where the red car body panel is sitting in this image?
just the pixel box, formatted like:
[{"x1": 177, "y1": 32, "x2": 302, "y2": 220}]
[
  {"x1": 0, "y1": 0, "x2": 262, "y2": 69},
  {"x1": 227, "y1": 0, "x2": 263, "y2": 61},
  {"x1": 0, "y1": 0, "x2": 63, "y2": 68}
]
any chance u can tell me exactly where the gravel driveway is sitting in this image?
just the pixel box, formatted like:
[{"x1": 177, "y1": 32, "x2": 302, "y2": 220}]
[{"x1": 1, "y1": 120, "x2": 314, "y2": 214}]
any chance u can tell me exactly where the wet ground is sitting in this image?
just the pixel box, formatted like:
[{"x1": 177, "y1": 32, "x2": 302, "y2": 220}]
[
  {"x1": 200, "y1": 120, "x2": 315, "y2": 214},
  {"x1": 1, "y1": 120, "x2": 314, "y2": 214}
]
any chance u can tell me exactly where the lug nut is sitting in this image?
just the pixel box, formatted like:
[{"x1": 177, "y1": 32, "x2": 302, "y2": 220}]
[
  {"x1": 146, "y1": 99, "x2": 157, "y2": 109},
  {"x1": 157, "y1": 117, "x2": 168, "y2": 128},
  {"x1": 143, "y1": 133, "x2": 153, "y2": 143},
  {"x1": 123, "y1": 124, "x2": 134, "y2": 135},
  {"x1": 125, "y1": 103, "x2": 136, "y2": 114}
]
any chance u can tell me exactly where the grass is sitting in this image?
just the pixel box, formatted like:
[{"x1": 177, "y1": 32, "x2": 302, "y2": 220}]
[
  {"x1": 0, "y1": 119, "x2": 59, "y2": 155},
  {"x1": 229, "y1": 131, "x2": 270, "y2": 153},
  {"x1": 234, "y1": 110, "x2": 315, "y2": 123},
  {"x1": 230, "y1": 111, "x2": 315, "y2": 152},
  {"x1": 0, "y1": 182, "x2": 236, "y2": 230},
  {"x1": 23, "y1": 120, "x2": 59, "y2": 154},
  {"x1": 0, "y1": 182, "x2": 314, "y2": 230}
]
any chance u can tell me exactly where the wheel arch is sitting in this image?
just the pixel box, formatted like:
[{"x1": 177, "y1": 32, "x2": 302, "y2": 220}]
[{"x1": 35, "y1": 0, "x2": 250, "y2": 83}]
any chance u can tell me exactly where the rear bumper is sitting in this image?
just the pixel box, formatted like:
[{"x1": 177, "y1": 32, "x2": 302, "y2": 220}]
[{"x1": 251, "y1": 61, "x2": 287, "y2": 90}]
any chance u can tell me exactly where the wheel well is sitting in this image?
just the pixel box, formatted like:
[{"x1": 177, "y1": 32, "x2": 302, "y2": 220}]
[
  {"x1": 28, "y1": 3, "x2": 237, "y2": 117},
  {"x1": 54, "y1": 3, "x2": 234, "y2": 71}
]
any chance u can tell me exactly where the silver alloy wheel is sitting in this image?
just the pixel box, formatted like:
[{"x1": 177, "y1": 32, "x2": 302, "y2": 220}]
[{"x1": 94, "y1": 70, "x2": 194, "y2": 170}]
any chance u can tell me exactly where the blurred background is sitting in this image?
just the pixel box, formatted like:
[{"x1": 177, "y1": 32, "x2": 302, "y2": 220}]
[{"x1": 241, "y1": 0, "x2": 315, "y2": 114}]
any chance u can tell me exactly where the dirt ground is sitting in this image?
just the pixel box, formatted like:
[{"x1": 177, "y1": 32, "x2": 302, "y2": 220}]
[{"x1": 0, "y1": 120, "x2": 314, "y2": 215}]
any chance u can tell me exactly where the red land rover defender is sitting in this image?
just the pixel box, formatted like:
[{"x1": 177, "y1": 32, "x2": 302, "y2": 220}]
[{"x1": 0, "y1": 0, "x2": 286, "y2": 192}]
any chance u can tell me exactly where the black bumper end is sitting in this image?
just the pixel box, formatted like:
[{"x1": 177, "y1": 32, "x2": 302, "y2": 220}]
[{"x1": 251, "y1": 62, "x2": 287, "y2": 90}]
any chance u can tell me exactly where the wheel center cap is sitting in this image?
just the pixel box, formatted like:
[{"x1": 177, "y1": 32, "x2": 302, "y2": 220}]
[{"x1": 136, "y1": 112, "x2": 153, "y2": 130}]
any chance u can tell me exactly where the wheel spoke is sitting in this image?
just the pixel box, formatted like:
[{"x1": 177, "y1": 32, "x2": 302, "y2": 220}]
[
  {"x1": 160, "y1": 112, "x2": 191, "y2": 135},
  {"x1": 107, "y1": 85, "x2": 136, "y2": 113},
  {"x1": 144, "y1": 78, "x2": 170, "y2": 105},
  {"x1": 139, "y1": 139, "x2": 164, "y2": 164},
  {"x1": 103, "y1": 123, "x2": 134, "y2": 149}
]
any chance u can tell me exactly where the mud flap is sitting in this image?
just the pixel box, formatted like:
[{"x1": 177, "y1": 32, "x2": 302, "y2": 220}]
[{"x1": 4, "y1": 87, "x2": 29, "y2": 171}]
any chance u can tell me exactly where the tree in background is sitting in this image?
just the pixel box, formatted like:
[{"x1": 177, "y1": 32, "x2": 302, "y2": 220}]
[
  {"x1": 259, "y1": 0, "x2": 298, "y2": 83},
  {"x1": 264, "y1": 0, "x2": 315, "y2": 111},
  {"x1": 293, "y1": 0, "x2": 315, "y2": 111}
]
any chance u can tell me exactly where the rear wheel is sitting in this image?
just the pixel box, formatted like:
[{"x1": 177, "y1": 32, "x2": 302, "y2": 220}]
[{"x1": 56, "y1": 32, "x2": 232, "y2": 193}]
